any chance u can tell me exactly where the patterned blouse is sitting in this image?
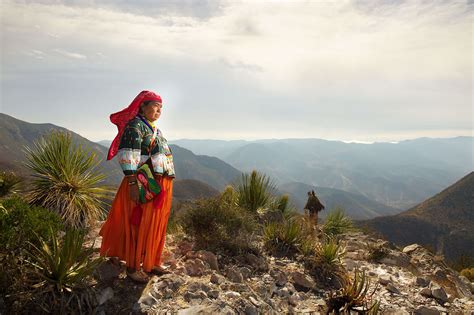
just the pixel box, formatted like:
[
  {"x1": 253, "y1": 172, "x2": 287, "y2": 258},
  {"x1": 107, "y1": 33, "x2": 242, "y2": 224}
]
[{"x1": 117, "y1": 115, "x2": 176, "y2": 177}]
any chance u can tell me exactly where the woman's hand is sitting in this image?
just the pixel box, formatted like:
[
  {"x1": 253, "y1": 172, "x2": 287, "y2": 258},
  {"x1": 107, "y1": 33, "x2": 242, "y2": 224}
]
[{"x1": 127, "y1": 175, "x2": 139, "y2": 202}]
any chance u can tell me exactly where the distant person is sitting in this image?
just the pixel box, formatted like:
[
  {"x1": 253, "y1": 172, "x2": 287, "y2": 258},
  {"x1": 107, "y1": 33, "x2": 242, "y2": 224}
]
[
  {"x1": 99, "y1": 90, "x2": 176, "y2": 283},
  {"x1": 304, "y1": 190, "x2": 325, "y2": 226}
]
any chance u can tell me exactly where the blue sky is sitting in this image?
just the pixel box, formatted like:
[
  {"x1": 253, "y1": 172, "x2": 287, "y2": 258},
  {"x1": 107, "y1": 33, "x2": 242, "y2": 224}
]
[{"x1": 1, "y1": 0, "x2": 472, "y2": 143}]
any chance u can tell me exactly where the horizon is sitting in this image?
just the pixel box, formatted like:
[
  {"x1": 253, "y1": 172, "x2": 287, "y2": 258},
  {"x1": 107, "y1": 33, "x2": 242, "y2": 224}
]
[
  {"x1": 2, "y1": 111, "x2": 473, "y2": 145},
  {"x1": 1, "y1": 1, "x2": 472, "y2": 144}
]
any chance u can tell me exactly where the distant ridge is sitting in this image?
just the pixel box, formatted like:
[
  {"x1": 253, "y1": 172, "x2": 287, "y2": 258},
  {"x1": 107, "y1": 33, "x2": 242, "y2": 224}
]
[
  {"x1": 281, "y1": 181, "x2": 402, "y2": 220},
  {"x1": 0, "y1": 113, "x2": 243, "y2": 195},
  {"x1": 358, "y1": 172, "x2": 474, "y2": 263},
  {"x1": 173, "y1": 137, "x2": 473, "y2": 209}
]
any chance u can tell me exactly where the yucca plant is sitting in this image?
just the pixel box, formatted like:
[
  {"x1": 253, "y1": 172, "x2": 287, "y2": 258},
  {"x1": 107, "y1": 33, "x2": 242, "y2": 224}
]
[
  {"x1": 24, "y1": 131, "x2": 112, "y2": 229},
  {"x1": 322, "y1": 207, "x2": 354, "y2": 237},
  {"x1": 26, "y1": 227, "x2": 104, "y2": 313},
  {"x1": 263, "y1": 218, "x2": 306, "y2": 257},
  {"x1": 0, "y1": 170, "x2": 22, "y2": 197},
  {"x1": 304, "y1": 237, "x2": 346, "y2": 287},
  {"x1": 326, "y1": 269, "x2": 380, "y2": 314},
  {"x1": 236, "y1": 170, "x2": 276, "y2": 213}
]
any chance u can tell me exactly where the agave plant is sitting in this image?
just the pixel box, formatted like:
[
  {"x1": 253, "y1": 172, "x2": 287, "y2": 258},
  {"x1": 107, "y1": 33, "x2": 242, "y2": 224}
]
[
  {"x1": 322, "y1": 207, "x2": 354, "y2": 237},
  {"x1": 24, "y1": 131, "x2": 111, "y2": 228},
  {"x1": 236, "y1": 170, "x2": 276, "y2": 213},
  {"x1": 326, "y1": 268, "x2": 380, "y2": 314},
  {"x1": 26, "y1": 227, "x2": 104, "y2": 313},
  {"x1": 304, "y1": 237, "x2": 347, "y2": 287},
  {"x1": 263, "y1": 218, "x2": 308, "y2": 257}
]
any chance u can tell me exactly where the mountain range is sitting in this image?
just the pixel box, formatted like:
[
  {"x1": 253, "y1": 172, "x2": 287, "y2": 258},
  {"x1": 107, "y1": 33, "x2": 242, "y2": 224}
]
[
  {"x1": 0, "y1": 114, "x2": 238, "y2": 202},
  {"x1": 358, "y1": 172, "x2": 474, "y2": 264},
  {"x1": 172, "y1": 138, "x2": 473, "y2": 210}
]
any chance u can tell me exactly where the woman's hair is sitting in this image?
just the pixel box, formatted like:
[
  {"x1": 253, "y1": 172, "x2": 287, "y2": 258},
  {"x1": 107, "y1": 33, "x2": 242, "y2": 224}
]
[{"x1": 139, "y1": 100, "x2": 153, "y2": 115}]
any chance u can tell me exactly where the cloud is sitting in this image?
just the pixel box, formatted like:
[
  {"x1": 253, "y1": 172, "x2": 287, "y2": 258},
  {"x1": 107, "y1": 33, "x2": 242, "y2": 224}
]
[
  {"x1": 0, "y1": 0, "x2": 472, "y2": 142},
  {"x1": 52, "y1": 48, "x2": 87, "y2": 59}
]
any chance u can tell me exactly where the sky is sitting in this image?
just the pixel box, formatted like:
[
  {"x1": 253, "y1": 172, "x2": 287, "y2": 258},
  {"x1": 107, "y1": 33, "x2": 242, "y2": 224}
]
[{"x1": 1, "y1": 0, "x2": 472, "y2": 143}]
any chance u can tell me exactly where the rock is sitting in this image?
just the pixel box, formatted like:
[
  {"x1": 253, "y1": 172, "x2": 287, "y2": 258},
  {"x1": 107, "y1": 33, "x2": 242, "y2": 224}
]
[
  {"x1": 288, "y1": 293, "x2": 301, "y2": 306},
  {"x1": 415, "y1": 276, "x2": 430, "y2": 287},
  {"x1": 379, "y1": 274, "x2": 392, "y2": 285},
  {"x1": 138, "y1": 293, "x2": 158, "y2": 307},
  {"x1": 185, "y1": 258, "x2": 207, "y2": 276},
  {"x1": 227, "y1": 267, "x2": 244, "y2": 283},
  {"x1": 430, "y1": 283, "x2": 448, "y2": 303},
  {"x1": 244, "y1": 303, "x2": 258, "y2": 315},
  {"x1": 275, "y1": 287, "x2": 290, "y2": 298},
  {"x1": 381, "y1": 252, "x2": 411, "y2": 268},
  {"x1": 183, "y1": 290, "x2": 207, "y2": 302},
  {"x1": 413, "y1": 306, "x2": 441, "y2": 315},
  {"x1": 270, "y1": 268, "x2": 288, "y2": 286},
  {"x1": 177, "y1": 240, "x2": 193, "y2": 255},
  {"x1": 249, "y1": 296, "x2": 261, "y2": 307},
  {"x1": 178, "y1": 305, "x2": 236, "y2": 315},
  {"x1": 240, "y1": 266, "x2": 252, "y2": 280},
  {"x1": 229, "y1": 283, "x2": 248, "y2": 292},
  {"x1": 343, "y1": 258, "x2": 357, "y2": 271},
  {"x1": 386, "y1": 283, "x2": 401, "y2": 294},
  {"x1": 254, "y1": 281, "x2": 275, "y2": 299},
  {"x1": 155, "y1": 274, "x2": 185, "y2": 292},
  {"x1": 97, "y1": 287, "x2": 114, "y2": 305},
  {"x1": 291, "y1": 271, "x2": 315, "y2": 291},
  {"x1": 420, "y1": 287, "x2": 432, "y2": 297},
  {"x1": 225, "y1": 291, "x2": 241, "y2": 299},
  {"x1": 187, "y1": 282, "x2": 212, "y2": 293},
  {"x1": 433, "y1": 267, "x2": 447, "y2": 279},
  {"x1": 197, "y1": 250, "x2": 219, "y2": 271},
  {"x1": 403, "y1": 244, "x2": 421, "y2": 254},
  {"x1": 210, "y1": 272, "x2": 226, "y2": 284},
  {"x1": 96, "y1": 261, "x2": 122, "y2": 282},
  {"x1": 245, "y1": 253, "x2": 268, "y2": 271},
  {"x1": 208, "y1": 289, "x2": 220, "y2": 299},
  {"x1": 383, "y1": 308, "x2": 410, "y2": 315}
]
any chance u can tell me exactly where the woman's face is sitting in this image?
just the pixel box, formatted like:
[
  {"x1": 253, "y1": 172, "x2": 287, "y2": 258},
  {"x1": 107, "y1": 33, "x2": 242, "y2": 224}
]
[{"x1": 143, "y1": 101, "x2": 162, "y2": 122}]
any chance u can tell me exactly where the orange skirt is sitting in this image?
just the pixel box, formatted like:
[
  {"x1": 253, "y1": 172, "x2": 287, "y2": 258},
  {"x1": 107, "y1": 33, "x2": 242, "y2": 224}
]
[{"x1": 99, "y1": 175, "x2": 174, "y2": 272}]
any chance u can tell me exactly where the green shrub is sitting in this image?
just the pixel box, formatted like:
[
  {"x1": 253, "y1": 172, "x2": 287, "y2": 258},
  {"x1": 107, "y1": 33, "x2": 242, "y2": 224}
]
[
  {"x1": 25, "y1": 131, "x2": 112, "y2": 229},
  {"x1": 0, "y1": 196, "x2": 63, "y2": 251},
  {"x1": 263, "y1": 218, "x2": 313, "y2": 257},
  {"x1": 322, "y1": 207, "x2": 354, "y2": 237},
  {"x1": 304, "y1": 237, "x2": 346, "y2": 287},
  {"x1": 26, "y1": 227, "x2": 104, "y2": 313},
  {"x1": 180, "y1": 192, "x2": 258, "y2": 255},
  {"x1": 236, "y1": 170, "x2": 275, "y2": 213},
  {"x1": 0, "y1": 196, "x2": 63, "y2": 313},
  {"x1": 326, "y1": 269, "x2": 380, "y2": 314},
  {"x1": 0, "y1": 171, "x2": 22, "y2": 197}
]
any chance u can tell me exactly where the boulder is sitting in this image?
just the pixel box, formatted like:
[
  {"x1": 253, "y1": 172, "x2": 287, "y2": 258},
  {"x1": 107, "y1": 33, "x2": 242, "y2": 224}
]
[
  {"x1": 227, "y1": 267, "x2": 244, "y2": 283},
  {"x1": 196, "y1": 250, "x2": 219, "y2": 271},
  {"x1": 291, "y1": 271, "x2": 316, "y2": 291},
  {"x1": 184, "y1": 258, "x2": 207, "y2": 276}
]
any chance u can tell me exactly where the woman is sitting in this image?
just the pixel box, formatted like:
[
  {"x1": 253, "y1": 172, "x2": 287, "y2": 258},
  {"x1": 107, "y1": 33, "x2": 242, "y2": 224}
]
[{"x1": 100, "y1": 90, "x2": 176, "y2": 283}]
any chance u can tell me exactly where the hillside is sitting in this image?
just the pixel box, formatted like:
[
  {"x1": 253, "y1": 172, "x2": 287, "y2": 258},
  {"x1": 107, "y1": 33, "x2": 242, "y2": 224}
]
[
  {"x1": 0, "y1": 114, "x2": 242, "y2": 195},
  {"x1": 281, "y1": 182, "x2": 401, "y2": 220},
  {"x1": 359, "y1": 172, "x2": 474, "y2": 264},
  {"x1": 0, "y1": 113, "x2": 123, "y2": 186}
]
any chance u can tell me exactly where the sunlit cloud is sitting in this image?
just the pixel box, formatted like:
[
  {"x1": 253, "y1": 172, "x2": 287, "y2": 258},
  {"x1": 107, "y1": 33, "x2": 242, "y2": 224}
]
[{"x1": 0, "y1": 0, "x2": 472, "y2": 142}]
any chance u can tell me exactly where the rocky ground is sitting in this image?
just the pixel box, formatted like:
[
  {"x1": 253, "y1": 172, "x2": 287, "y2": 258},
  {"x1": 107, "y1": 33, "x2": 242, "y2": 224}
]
[{"x1": 86, "y1": 224, "x2": 474, "y2": 314}]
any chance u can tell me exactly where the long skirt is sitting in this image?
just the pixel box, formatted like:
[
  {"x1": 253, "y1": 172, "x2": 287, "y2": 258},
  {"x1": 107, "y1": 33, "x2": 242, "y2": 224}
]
[{"x1": 99, "y1": 175, "x2": 174, "y2": 272}]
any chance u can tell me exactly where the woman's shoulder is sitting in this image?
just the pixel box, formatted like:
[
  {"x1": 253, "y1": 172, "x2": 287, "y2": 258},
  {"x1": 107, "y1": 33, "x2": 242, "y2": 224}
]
[{"x1": 126, "y1": 116, "x2": 147, "y2": 130}]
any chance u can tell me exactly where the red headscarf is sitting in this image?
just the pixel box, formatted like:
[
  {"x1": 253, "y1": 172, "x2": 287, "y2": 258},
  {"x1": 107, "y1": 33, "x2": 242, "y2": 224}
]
[{"x1": 107, "y1": 90, "x2": 162, "y2": 160}]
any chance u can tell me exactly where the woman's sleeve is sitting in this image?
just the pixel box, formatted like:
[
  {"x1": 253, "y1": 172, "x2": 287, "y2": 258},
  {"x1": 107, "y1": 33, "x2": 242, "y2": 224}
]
[{"x1": 116, "y1": 125, "x2": 142, "y2": 175}]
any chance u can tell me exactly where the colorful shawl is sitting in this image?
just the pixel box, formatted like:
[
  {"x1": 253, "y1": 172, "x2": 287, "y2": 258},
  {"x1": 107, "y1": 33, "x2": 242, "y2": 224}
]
[{"x1": 107, "y1": 90, "x2": 162, "y2": 160}]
